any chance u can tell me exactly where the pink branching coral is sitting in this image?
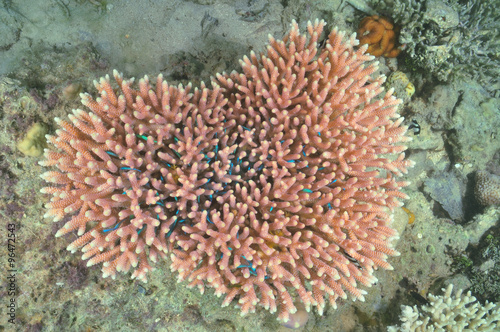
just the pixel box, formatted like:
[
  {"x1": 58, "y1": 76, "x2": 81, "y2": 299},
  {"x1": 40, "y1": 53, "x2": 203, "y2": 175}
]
[
  {"x1": 40, "y1": 20, "x2": 414, "y2": 322},
  {"x1": 40, "y1": 74, "x2": 228, "y2": 281}
]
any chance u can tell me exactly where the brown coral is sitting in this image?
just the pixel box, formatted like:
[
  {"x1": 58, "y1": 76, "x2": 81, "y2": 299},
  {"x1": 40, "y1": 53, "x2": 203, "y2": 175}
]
[
  {"x1": 358, "y1": 15, "x2": 402, "y2": 57},
  {"x1": 475, "y1": 171, "x2": 500, "y2": 206}
]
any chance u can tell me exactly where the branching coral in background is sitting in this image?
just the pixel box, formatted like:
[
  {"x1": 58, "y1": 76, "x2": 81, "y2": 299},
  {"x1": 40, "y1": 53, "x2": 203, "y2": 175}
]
[
  {"x1": 369, "y1": 0, "x2": 500, "y2": 94},
  {"x1": 388, "y1": 284, "x2": 500, "y2": 331}
]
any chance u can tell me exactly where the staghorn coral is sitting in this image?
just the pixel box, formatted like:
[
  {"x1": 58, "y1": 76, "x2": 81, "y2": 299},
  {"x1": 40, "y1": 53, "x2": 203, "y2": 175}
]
[
  {"x1": 40, "y1": 20, "x2": 413, "y2": 321},
  {"x1": 40, "y1": 72, "x2": 228, "y2": 282},
  {"x1": 388, "y1": 284, "x2": 500, "y2": 331}
]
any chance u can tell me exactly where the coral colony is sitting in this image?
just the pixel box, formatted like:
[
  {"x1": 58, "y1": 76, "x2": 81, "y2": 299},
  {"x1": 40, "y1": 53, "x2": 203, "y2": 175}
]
[
  {"x1": 357, "y1": 15, "x2": 402, "y2": 58},
  {"x1": 40, "y1": 20, "x2": 414, "y2": 321}
]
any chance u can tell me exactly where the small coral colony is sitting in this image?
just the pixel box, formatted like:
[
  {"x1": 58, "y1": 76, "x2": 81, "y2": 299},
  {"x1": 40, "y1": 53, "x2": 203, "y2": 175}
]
[{"x1": 40, "y1": 19, "x2": 413, "y2": 321}]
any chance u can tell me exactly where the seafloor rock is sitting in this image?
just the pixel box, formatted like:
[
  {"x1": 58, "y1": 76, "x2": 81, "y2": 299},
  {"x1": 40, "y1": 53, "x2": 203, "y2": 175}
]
[{"x1": 424, "y1": 172, "x2": 464, "y2": 221}]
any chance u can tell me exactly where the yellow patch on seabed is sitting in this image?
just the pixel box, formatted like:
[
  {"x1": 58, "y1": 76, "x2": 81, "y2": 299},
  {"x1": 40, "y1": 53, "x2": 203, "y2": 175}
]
[
  {"x1": 388, "y1": 71, "x2": 415, "y2": 99},
  {"x1": 401, "y1": 206, "x2": 415, "y2": 224},
  {"x1": 405, "y1": 82, "x2": 415, "y2": 98},
  {"x1": 17, "y1": 123, "x2": 48, "y2": 157}
]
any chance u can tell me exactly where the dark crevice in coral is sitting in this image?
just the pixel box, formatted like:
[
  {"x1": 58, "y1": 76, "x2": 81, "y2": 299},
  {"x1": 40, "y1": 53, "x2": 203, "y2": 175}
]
[
  {"x1": 449, "y1": 91, "x2": 464, "y2": 118},
  {"x1": 417, "y1": 182, "x2": 431, "y2": 201},
  {"x1": 462, "y1": 171, "x2": 482, "y2": 222},
  {"x1": 431, "y1": 200, "x2": 452, "y2": 220},
  {"x1": 0, "y1": 28, "x2": 20, "y2": 52},
  {"x1": 280, "y1": 0, "x2": 289, "y2": 8},
  {"x1": 459, "y1": 226, "x2": 500, "y2": 303},
  {"x1": 442, "y1": 129, "x2": 458, "y2": 172}
]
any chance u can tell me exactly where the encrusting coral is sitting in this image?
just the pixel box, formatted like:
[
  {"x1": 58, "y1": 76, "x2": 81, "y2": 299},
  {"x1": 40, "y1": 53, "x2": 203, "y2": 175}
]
[
  {"x1": 39, "y1": 20, "x2": 414, "y2": 321},
  {"x1": 387, "y1": 71, "x2": 415, "y2": 104},
  {"x1": 17, "y1": 122, "x2": 48, "y2": 157},
  {"x1": 357, "y1": 15, "x2": 402, "y2": 57}
]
